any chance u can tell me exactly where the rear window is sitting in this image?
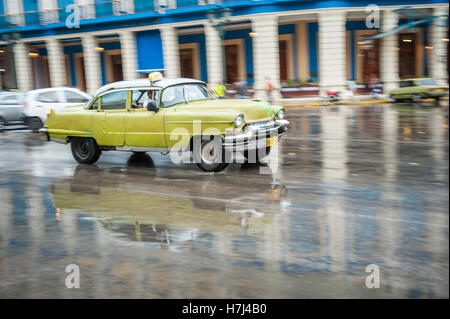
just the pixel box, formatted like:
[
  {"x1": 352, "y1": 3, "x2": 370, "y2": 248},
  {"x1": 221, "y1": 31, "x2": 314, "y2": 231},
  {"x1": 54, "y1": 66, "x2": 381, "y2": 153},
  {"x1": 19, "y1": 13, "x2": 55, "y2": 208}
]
[
  {"x1": 64, "y1": 90, "x2": 89, "y2": 103},
  {"x1": 36, "y1": 91, "x2": 59, "y2": 103}
]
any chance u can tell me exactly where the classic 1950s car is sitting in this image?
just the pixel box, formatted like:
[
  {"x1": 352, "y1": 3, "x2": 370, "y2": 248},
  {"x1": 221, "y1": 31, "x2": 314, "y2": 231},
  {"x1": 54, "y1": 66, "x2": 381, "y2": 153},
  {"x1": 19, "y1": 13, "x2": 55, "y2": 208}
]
[
  {"x1": 44, "y1": 73, "x2": 289, "y2": 172},
  {"x1": 389, "y1": 78, "x2": 448, "y2": 103}
]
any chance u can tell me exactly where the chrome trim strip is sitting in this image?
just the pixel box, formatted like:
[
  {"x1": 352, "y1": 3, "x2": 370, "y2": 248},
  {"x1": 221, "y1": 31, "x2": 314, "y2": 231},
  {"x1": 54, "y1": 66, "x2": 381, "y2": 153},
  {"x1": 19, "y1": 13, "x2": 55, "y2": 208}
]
[
  {"x1": 50, "y1": 137, "x2": 68, "y2": 144},
  {"x1": 115, "y1": 146, "x2": 169, "y2": 153}
]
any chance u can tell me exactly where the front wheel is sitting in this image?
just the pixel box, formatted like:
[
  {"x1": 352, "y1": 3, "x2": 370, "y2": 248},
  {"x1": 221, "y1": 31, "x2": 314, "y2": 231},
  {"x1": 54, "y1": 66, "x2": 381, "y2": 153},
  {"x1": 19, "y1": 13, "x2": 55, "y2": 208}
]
[
  {"x1": 193, "y1": 137, "x2": 228, "y2": 172},
  {"x1": 412, "y1": 94, "x2": 421, "y2": 103},
  {"x1": 71, "y1": 137, "x2": 101, "y2": 164}
]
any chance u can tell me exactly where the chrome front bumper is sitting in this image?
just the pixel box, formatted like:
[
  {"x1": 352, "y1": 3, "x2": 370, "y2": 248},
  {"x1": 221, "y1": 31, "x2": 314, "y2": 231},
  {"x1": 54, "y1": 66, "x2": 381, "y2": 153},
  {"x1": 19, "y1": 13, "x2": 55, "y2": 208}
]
[{"x1": 223, "y1": 119, "x2": 289, "y2": 152}]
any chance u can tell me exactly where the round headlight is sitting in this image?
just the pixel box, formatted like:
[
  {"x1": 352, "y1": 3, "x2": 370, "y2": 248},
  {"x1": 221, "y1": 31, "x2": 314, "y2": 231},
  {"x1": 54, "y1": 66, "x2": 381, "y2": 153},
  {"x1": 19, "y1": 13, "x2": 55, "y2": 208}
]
[
  {"x1": 277, "y1": 109, "x2": 285, "y2": 120},
  {"x1": 234, "y1": 114, "x2": 244, "y2": 127}
]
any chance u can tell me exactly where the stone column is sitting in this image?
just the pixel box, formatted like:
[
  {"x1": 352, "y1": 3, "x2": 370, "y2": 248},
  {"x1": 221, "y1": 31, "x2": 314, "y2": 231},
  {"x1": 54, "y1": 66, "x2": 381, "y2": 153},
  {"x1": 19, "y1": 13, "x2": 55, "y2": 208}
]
[
  {"x1": 46, "y1": 38, "x2": 67, "y2": 87},
  {"x1": 430, "y1": 6, "x2": 449, "y2": 85},
  {"x1": 160, "y1": 26, "x2": 180, "y2": 78},
  {"x1": 81, "y1": 35, "x2": 102, "y2": 95},
  {"x1": 380, "y1": 10, "x2": 399, "y2": 92},
  {"x1": 251, "y1": 15, "x2": 281, "y2": 101},
  {"x1": 120, "y1": 30, "x2": 138, "y2": 80},
  {"x1": 318, "y1": 11, "x2": 347, "y2": 92},
  {"x1": 13, "y1": 41, "x2": 33, "y2": 91},
  {"x1": 204, "y1": 22, "x2": 224, "y2": 86}
]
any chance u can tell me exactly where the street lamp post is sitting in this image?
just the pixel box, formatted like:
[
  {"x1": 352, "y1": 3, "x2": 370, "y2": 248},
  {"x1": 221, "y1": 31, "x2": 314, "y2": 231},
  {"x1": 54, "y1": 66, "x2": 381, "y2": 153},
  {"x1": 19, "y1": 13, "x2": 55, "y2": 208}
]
[{"x1": 207, "y1": 5, "x2": 232, "y2": 86}]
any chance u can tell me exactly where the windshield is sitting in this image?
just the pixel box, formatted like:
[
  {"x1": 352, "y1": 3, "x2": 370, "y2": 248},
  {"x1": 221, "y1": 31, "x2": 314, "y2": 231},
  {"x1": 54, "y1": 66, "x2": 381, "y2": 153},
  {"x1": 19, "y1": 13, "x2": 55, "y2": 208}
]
[
  {"x1": 419, "y1": 79, "x2": 437, "y2": 86},
  {"x1": 161, "y1": 84, "x2": 214, "y2": 108}
]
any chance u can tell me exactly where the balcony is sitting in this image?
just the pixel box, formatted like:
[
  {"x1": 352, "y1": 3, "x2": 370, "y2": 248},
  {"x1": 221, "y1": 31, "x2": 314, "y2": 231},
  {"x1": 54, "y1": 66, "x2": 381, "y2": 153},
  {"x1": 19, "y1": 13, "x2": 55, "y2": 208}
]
[{"x1": 0, "y1": 0, "x2": 258, "y2": 30}]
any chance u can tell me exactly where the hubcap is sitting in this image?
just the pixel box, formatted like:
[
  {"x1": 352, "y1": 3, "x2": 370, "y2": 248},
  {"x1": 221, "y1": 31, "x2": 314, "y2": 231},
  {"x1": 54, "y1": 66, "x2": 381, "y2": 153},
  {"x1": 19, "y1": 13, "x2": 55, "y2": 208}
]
[
  {"x1": 76, "y1": 140, "x2": 90, "y2": 159},
  {"x1": 200, "y1": 140, "x2": 219, "y2": 165}
]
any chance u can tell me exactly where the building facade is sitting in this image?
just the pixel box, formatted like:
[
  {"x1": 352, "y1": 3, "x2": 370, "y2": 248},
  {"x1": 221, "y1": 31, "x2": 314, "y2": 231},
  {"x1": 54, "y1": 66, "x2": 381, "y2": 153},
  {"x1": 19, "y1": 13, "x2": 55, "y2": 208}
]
[{"x1": 0, "y1": 0, "x2": 448, "y2": 98}]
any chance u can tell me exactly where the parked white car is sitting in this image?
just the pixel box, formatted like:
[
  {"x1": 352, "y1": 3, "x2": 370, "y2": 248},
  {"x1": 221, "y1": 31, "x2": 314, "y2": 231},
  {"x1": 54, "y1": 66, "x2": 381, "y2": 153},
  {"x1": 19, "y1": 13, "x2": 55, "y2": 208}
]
[
  {"x1": 23, "y1": 87, "x2": 91, "y2": 131},
  {"x1": 0, "y1": 92, "x2": 25, "y2": 130}
]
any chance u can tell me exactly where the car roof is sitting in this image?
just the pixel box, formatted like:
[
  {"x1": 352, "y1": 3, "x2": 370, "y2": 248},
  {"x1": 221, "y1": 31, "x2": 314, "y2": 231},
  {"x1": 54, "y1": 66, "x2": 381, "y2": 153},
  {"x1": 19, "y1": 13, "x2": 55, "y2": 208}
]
[{"x1": 94, "y1": 78, "x2": 205, "y2": 96}]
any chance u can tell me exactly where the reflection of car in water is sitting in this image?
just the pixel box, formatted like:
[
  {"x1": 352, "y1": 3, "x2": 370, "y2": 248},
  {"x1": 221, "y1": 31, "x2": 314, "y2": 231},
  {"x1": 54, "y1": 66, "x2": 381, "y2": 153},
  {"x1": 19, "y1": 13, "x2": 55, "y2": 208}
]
[{"x1": 50, "y1": 156, "x2": 287, "y2": 246}]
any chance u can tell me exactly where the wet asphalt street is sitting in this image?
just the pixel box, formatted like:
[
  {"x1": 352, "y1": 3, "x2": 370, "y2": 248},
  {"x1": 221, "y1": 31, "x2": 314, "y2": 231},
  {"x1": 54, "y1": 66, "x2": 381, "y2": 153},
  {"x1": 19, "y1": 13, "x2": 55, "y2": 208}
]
[{"x1": 0, "y1": 102, "x2": 448, "y2": 298}]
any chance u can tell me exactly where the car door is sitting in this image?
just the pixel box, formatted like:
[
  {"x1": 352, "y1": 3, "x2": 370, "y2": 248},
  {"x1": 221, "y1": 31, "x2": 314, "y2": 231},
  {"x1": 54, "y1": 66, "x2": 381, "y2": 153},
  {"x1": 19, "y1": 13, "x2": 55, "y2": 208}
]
[
  {"x1": 0, "y1": 93, "x2": 23, "y2": 123},
  {"x1": 124, "y1": 89, "x2": 166, "y2": 148},
  {"x1": 34, "y1": 90, "x2": 68, "y2": 117},
  {"x1": 98, "y1": 90, "x2": 128, "y2": 146}
]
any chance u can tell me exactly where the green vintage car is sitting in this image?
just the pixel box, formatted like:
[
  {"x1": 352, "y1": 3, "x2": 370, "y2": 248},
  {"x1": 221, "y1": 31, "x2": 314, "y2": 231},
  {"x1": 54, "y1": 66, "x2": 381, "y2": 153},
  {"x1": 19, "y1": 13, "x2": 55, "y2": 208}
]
[
  {"x1": 44, "y1": 73, "x2": 289, "y2": 172},
  {"x1": 389, "y1": 78, "x2": 448, "y2": 103}
]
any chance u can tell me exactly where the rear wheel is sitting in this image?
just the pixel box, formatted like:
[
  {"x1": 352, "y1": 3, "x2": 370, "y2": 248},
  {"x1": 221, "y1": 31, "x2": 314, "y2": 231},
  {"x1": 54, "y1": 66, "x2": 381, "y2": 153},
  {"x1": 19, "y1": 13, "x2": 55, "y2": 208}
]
[
  {"x1": 434, "y1": 96, "x2": 441, "y2": 106},
  {"x1": 391, "y1": 95, "x2": 401, "y2": 103},
  {"x1": 193, "y1": 137, "x2": 228, "y2": 172},
  {"x1": 71, "y1": 137, "x2": 101, "y2": 164},
  {"x1": 26, "y1": 117, "x2": 43, "y2": 132}
]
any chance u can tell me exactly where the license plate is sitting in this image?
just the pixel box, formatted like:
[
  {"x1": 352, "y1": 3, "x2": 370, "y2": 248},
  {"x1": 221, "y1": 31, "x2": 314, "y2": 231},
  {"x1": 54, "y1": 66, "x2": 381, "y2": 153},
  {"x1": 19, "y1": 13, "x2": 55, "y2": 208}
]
[
  {"x1": 435, "y1": 89, "x2": 443, "y2": 92},
  {"x1": 267, "y1": 137, "x2": 277, "y2": 147}
]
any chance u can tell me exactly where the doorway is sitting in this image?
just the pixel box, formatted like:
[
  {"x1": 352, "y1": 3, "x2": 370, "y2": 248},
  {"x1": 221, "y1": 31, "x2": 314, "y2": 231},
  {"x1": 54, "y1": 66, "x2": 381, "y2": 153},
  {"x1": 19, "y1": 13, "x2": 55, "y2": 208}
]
[
  {"x1": 399, "y1": 33, "x2": 416, "y2": 79},
  {"x1": 225, "y1": 44, "x2": 239, "y2": 84},
  {"x1": 180, "y1": 48, "x2": 194, "y2": 79}
]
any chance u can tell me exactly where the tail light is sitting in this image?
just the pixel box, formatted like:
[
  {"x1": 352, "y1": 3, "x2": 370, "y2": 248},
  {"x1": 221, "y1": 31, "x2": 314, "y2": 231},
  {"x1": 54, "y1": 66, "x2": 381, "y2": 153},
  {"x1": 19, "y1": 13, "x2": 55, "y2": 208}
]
[{"x1": 23, "y1": 101, "x2": 29, "y2": 108}]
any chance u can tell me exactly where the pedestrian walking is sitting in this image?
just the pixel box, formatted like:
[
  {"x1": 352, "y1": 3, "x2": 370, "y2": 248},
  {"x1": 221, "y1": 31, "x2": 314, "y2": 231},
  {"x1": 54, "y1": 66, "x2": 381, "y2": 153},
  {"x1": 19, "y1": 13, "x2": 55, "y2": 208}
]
[
  {"x1": 266, "y1": 77, "x2": 273, "y2": 102},
  {"x1": 235, "y1": 78, "x2": 248, "y2": 99},
  {"x1": 214, "y1": 82, "x2": 226, "y2": 99}
]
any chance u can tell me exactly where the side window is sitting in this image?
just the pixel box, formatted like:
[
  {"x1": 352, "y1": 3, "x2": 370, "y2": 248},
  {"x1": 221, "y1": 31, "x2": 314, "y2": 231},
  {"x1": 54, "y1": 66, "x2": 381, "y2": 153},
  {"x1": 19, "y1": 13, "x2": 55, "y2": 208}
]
[
  {"x1": 131, "y1": 90, "x2": 145, "y2": 109},
  {"x1": 132, "y1": 89, "x2": 160, "y2": 109},
  {"x1": 100, "y1": 90, "x2": 128, "y2": 110},
  {"x1": 161, "y1": 86, "x2": 185, "y2": 108},
  {"x1": 0, "y1": 94, "x2": 19, "y2": 104},
  {"x1": 65, "y1": 90, "x2": 90, "y2": 103},
  {"x1": 400, "y1": 81, "x2": 413, "y2": 88},
  {"x1": 36, "y1": 91, "x2": 59, "y2": 103}
]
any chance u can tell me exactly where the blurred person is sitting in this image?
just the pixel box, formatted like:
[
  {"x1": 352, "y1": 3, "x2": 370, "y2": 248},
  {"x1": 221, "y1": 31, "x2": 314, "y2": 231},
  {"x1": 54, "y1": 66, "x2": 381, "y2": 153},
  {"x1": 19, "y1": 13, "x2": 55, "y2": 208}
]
[
  {"x1": 215, "y1": 82, "x2": 226, "y2": 99},
  {"x1": 235, "y1": 78, "x2": 248, "y2": 99},
  {"x1": 266, "y1": 77, "x2": 273, "y2": 102},
  {"x1": 370, "y1": 76, "x2": 382, "y2": 99}
]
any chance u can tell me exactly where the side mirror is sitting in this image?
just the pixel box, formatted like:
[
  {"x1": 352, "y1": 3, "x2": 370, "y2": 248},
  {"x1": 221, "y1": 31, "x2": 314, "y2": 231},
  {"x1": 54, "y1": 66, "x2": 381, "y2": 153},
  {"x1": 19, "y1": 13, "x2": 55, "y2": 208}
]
[{"x1": 147, "y1": 101, "x2": 158, "y2": 112}]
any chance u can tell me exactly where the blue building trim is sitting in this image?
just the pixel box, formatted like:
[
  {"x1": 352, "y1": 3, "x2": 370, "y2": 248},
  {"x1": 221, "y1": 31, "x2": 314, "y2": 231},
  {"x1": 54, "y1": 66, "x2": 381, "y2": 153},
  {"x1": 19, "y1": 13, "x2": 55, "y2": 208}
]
[
  {"x1": 350, "y1": 31, "x2": 356, "y2": 80},
  {"x1": 308, "y1": 22, "x2": 318, "y2": 82},
  {"x1": 57, "y1": 0, "x2": 74, "y2": 24},
  {"x1": 23, "y1": 0, "x2": 39, "y2": 26},
  {"x1": 3, "y1": 0, "x2": 447, "y2": 38},
  {"x1": 136, "y1": 30, "x2": 164, "y2": 72},
  {"x1": 100, "y1": 52, "x2": 106, "y2": 85}
]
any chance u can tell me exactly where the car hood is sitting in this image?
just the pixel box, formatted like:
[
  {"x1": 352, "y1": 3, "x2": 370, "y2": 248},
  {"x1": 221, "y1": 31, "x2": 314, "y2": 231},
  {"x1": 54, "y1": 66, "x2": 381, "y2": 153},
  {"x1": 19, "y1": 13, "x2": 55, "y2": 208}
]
[{"x1": 178, "y1": 99, "x2": 276, "y2": 123}]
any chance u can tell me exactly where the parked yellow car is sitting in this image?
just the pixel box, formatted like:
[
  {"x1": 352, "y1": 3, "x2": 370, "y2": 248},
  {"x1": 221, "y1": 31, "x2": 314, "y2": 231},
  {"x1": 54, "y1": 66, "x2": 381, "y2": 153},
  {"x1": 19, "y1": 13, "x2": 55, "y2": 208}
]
[{"x1": 44, "y1": 74, "x2": 289, "y2": 172}]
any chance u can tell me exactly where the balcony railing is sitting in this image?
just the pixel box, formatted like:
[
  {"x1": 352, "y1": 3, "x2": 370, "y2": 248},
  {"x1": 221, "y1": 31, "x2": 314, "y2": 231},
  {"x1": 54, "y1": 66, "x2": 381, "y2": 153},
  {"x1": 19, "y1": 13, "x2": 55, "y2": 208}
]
[{"x1": 0, "y1": 0, "x2": 253, "y2": 30}]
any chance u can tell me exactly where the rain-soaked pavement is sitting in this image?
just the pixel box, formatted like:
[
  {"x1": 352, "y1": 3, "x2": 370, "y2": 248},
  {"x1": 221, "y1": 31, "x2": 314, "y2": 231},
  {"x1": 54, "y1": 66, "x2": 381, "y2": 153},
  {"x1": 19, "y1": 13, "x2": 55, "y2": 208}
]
[{"x1": 0, "y1": 102, "x2": 448, "y2": 298}]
